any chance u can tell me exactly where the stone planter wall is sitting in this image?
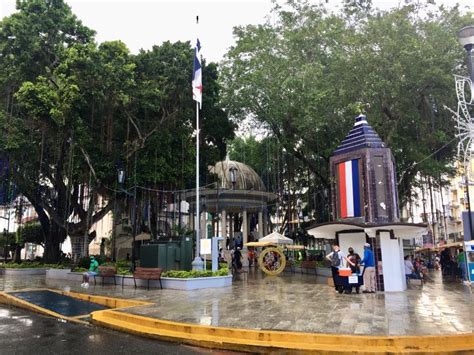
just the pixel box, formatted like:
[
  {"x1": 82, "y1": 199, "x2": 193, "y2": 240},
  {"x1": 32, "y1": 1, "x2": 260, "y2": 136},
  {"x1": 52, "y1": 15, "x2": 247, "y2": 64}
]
[
  {"x1": 316, "y1": 267, "x2": 332, "y2": 277},
  {"x1": 46, "y1": 270, "x2": 232, "y2": 290},
  {"x1": 161, "y1": 275, "x2": 232, "y2": 290},
  {"x1": 2, "y1": 268, "x2": 48, "y2": 275}
]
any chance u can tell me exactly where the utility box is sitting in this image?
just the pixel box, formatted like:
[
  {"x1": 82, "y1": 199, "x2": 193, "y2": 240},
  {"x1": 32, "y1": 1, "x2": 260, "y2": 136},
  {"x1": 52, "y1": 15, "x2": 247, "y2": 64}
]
[{"x1": 140, "y1": 236, "x2": 193, "y2": 271}]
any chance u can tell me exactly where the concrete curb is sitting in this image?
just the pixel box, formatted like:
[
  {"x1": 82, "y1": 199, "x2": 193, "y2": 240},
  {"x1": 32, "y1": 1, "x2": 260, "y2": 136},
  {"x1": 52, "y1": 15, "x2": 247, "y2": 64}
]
[{"x1": 90, "y1": 309, "x2": 474, "y2": 354}]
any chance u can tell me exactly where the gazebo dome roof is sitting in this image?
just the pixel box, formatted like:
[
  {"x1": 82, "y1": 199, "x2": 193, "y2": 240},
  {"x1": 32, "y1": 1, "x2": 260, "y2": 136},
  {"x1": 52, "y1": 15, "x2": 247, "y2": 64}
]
[{"x1": 209, "y1": 159, "x2": 266, "y2": 192}]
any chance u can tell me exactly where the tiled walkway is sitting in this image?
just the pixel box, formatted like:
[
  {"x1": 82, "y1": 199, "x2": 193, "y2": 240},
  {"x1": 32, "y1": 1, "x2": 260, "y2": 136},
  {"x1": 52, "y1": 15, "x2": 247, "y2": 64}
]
[{"x1": 0, "y1": 269, "x2": 472, "y2": 336}]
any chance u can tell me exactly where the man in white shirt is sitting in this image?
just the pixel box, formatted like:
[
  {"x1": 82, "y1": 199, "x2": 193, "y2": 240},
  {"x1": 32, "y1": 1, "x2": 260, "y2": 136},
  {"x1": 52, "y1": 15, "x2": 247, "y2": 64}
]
[
  {"x1": 326, "y1": 245, "x2": 348, "y2": 291},
  {"x1": 404, "y1": 255, "x2": 419, "y2": 279}
]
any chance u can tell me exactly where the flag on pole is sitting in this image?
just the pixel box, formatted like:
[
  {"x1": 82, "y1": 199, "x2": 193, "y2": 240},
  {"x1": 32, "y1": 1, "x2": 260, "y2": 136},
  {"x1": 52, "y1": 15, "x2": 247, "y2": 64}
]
[
  {"x1": 192, "y1": 39, "x2": 202, "y2": 106},
  {"x1": 337, "y1": 159, "x2": 361, "y2": 218}
]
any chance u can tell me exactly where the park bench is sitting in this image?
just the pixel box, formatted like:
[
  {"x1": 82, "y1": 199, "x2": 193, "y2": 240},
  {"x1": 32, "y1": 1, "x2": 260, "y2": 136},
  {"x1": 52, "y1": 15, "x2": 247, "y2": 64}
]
[
  {"x1": 132, "y1": 267, "x2": 163, "y2": 290},
  {"x1": 300, "y1": 260, "x2": 317, "y2": 275},
  {"x1": 94, "y1": 266, "x2": 117, "y2": 286}
]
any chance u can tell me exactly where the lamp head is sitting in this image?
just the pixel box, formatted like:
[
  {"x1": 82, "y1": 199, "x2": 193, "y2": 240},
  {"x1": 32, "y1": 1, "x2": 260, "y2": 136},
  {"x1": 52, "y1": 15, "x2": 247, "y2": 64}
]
[{"x1": 458, "y1": 26, "x2": 474, "y2": 49}]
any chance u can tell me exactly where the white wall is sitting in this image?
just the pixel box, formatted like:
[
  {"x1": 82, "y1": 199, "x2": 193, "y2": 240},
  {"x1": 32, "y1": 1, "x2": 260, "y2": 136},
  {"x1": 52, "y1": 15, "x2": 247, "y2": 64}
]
[
  {"x1": 338, "y1": 232, "x2": 366, "y2": 261},
  {"x1": 380, "y1": 231, "x2": 406, "y2": 292}
]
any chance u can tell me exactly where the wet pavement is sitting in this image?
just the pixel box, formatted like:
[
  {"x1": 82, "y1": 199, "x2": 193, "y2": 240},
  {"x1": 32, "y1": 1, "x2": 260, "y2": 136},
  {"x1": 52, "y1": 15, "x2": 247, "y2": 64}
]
[
  {"x1": 0, "y1": 304, "x2": 201, "y2": 354},
  {"x1": 0, "y1": 269, "x2": 472, "y2": 336}
]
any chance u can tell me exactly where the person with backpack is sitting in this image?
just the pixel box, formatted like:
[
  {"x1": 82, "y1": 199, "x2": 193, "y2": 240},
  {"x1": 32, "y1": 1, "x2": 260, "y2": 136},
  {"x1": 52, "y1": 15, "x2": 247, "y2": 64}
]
[
  {"x1": 326, "y1": 244, "x2": 346, "y2": 291},
  {"x1": 347, "y1": 247, "x2": 361, "y2": 274},
  {"x1": 360, "y1": 243, "x2": 376, "y2": 293}
]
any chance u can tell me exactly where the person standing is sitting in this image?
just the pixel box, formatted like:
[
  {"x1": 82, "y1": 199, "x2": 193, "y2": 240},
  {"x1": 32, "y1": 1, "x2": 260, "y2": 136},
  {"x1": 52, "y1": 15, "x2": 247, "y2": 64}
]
[
  {"x1": 347, "y1": 247, "x2": 361, "y2": 274},
  {"x1": 326, "y1": 245, "x2": 345, "y2": 291},
  {"x1": 457, "y1": 249, "x2": 467, "y2": 282},
  {"x1": 233, "y1": 247, "x2": 242, "y2": 271},
  {"x1": 404, "y1": 255, "x2": 420, "y2": 280},
  {"x1": 82, "y1": 255, "x2": 99, "y2": 288},
  {"x1": 360, "y1": 243, "x2": 376, "y2": 293}
]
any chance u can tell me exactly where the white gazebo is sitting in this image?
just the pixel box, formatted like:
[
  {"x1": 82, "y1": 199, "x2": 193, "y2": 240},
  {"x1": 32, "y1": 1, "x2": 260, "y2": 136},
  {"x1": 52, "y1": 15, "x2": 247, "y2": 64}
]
[{"x1": 185, "y1": 159, "x2": 277, "y2": 267}]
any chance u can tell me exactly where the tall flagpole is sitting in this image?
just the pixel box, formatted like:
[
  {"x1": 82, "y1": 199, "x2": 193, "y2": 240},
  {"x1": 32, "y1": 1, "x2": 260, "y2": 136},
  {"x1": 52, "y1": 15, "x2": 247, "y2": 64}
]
[{"x1": 192, "y1": 16, "x2": 204, "y2": 270}]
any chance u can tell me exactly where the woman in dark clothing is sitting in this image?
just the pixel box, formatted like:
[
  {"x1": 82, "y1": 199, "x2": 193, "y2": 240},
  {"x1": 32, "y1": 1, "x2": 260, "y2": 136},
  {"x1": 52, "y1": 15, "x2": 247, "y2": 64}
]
[{"x1": 347, "y1": 247, "x2": 361, "y2": 274}]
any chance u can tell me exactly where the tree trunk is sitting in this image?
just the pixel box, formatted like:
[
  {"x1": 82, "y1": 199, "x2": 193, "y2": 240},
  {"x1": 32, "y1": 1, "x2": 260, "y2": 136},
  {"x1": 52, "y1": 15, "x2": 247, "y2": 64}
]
[
  {"x1": 70, "y1": 234, "x2": 83, "y2": 262},
  {"x1": 14, "y1": 244, "x2": 22, "y2": 263},
  {"x1": 43, "y1": 224, "x2": 64, "y2": 263}
]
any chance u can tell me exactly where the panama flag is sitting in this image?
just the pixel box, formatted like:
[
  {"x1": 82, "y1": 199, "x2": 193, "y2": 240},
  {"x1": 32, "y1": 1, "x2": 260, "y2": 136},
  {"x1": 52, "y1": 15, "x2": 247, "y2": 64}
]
[
  {"x1": 192, "y1": 39, "x2": 202, "y2": 107},
  {"x1": 337, "y1": 159, "x2": 361, "y2": 218}
]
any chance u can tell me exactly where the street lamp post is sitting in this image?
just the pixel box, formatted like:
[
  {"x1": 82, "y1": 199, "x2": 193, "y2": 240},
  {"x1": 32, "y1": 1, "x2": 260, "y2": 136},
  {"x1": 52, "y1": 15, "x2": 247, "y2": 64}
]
[
  {"x1": 117, "y1": 168, "x2": 137, "y2": 271},
  {"x1": 458, "y1": 26, "x2": 474, "y2": 240},
  {"x1": 1, "y1": 210, "x2": 11, "y2": 262},
  {"x1": 458, "y1": 26, "x2": 474, "y2": 85}
]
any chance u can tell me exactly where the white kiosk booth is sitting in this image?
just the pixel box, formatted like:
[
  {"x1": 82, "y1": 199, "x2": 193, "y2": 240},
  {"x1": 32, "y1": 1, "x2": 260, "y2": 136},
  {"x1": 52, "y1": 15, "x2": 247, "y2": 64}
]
[{"x1": 307, "y1": 222, "x2": 427, "y2": 292}]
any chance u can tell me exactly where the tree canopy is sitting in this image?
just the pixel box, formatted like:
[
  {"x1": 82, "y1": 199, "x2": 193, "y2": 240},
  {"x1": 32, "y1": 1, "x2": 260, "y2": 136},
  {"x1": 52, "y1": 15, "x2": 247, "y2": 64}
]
[
  {"x1": 221, "y1": 0, "x2": 473, "y2": 223},
  {"x1": 0, "y1": 0, "x2": 234, "y2": 261}
]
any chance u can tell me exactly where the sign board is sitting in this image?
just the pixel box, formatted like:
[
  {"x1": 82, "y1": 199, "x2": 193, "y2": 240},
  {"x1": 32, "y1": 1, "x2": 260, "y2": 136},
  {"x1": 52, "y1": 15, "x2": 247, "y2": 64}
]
[
  {"x1": 348, "y1": 275, "x2": 358, "y2": 284},
  {"x1": 462, "y1": 212, "x2": 474, "y2": 241},
  {"x1": 200, "y1": 239, "x2": 211, "y2": 255}
]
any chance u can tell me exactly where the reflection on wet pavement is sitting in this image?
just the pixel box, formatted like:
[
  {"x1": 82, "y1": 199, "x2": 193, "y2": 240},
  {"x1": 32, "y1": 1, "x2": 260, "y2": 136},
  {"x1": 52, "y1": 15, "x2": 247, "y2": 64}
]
[
  {"x1": 0, "y1": 269, "x2": 472, "y2": 336},
  {"x1": 0, "y1": 304, "x2": 201, "y2": 354}
]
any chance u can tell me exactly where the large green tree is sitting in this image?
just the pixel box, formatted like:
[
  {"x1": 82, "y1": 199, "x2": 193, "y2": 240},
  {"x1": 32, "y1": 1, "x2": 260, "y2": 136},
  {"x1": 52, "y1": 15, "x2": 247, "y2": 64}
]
[
  {"x1": 0, "y1": 0, "x2": 234, "y2": 261},
  {"x1": 220, "y1": 0, "x2": 473, "y2": 222}
]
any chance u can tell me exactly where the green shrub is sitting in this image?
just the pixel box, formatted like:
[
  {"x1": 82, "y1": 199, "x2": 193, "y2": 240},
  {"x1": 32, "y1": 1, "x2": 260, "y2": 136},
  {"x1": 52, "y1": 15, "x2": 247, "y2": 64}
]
[
  {"x1": 214, "y1": 267, "x2": 229, "y2": 276},
  {"x1": 77, "y1": 257, "x2": 90, "y2": 269},
  {"x1": 115, "y1": 259, "x2": 131, "y2": 268},
  {"x1": 117, "y1": 267, "x2": 132, "y2": 276},
  {"x1": 204, "y1": 261, "x2": 229, "y2": 269},
  {"x1": 73, "y1": 267, "x2": 87, "y2": 272},
  {"x1": 3, "y1": 262, "x2": 70, "y2": 269},
  {"x1": 162, "y1": 268, "x2": 229, "y2": 278}
]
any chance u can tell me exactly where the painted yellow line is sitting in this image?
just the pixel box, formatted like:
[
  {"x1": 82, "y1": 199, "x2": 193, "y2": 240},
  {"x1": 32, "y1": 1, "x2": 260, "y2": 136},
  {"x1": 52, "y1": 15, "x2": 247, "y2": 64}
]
[
  {"x1": 91, "y1": 309, "x2": 474, "y2": 354},
  {"x1": 57, "y1": 290, "x2": 151, "y2": 309}
]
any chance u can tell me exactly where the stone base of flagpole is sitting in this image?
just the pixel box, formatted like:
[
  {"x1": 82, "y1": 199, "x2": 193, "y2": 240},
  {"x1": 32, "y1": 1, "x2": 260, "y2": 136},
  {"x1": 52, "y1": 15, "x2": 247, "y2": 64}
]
[{"x1": 192, "y1": 256, "x2": 204, "y2": 271}]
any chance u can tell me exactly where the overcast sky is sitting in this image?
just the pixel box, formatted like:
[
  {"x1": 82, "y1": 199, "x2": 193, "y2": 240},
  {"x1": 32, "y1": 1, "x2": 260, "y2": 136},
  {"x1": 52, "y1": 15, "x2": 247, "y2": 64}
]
[{"x1": 1, "y1": 0, "x2": 473, "y2": 63}]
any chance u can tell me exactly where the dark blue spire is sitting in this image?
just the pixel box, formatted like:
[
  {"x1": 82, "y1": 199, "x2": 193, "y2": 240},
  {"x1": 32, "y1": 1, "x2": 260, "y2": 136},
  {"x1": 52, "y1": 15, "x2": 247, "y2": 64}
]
[{"x1": 332, "y1": 115, "x2": 385, "y2": 155}]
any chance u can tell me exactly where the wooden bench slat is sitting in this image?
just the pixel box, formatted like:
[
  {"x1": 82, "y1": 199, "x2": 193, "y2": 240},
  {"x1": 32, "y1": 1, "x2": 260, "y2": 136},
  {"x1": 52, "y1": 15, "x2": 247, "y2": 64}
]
[
  {"x1": 131, "y1": 267, "x2": 163, "y2": 290},
  {"x1": 94, "y1": 266, "x2": 117, "y2": 286}
]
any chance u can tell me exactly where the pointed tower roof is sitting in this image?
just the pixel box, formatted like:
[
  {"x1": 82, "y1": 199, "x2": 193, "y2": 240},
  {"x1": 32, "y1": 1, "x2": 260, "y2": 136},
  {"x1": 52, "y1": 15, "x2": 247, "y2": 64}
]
[{"x1": 332, "y1": 115, "x2": 385, "y2": 155}]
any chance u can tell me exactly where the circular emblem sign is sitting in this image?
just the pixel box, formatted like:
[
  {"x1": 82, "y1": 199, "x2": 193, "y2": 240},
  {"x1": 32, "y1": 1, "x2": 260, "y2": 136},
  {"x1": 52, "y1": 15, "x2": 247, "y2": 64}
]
[{"x1": 258, "y1": 247, "x2": 286, "y2": 276}]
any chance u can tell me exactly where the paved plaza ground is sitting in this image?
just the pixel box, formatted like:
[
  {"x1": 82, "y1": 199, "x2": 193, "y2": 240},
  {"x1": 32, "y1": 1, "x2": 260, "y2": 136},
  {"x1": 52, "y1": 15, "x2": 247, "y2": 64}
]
[{"x1": 0, "y1": 268, "x2": 472, "y2": 337}]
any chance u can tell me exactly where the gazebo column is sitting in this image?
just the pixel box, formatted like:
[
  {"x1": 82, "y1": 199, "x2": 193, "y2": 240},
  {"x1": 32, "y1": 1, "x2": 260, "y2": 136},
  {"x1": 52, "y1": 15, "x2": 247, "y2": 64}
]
[
  {"x1": 263, "y1": 210, "x2": 268, "y2": 235},
  {"x1": 190, "y1": 207, "x2": 194, "y2": 231},
  {"x1": 258, "y1": 210, "x2": 263, "y2": 240},
  {"x1": 220, "y1": 210, "x2": 226, "y2": 238},
  {"x1": 242, "y1": 209, "x2": 249, "y2": 267},
  {"x1": 201, "y1": 211, "x2": 207, "y2": 240}
]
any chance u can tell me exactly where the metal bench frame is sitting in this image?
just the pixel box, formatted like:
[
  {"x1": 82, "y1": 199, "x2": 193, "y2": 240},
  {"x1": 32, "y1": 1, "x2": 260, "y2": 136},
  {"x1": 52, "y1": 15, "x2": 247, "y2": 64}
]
[
  {"x1": 93, "y1": 266, "x2": 117, "y2": 286},
  {"x1": 130, "y1": 267, "x2": 163, "y2": 290}
]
